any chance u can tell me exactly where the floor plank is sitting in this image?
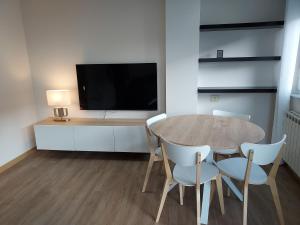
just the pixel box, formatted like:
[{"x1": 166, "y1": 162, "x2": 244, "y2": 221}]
[{"x1": 0, "y1": 151, "x2": 299, "y2": 225}]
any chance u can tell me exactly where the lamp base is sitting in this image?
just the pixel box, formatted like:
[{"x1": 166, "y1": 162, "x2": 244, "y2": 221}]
[
  {"x1": 53, "y1": 107, "x2": 70, "y2": 122},
  {"x1": 53, "y1": 117, "x2": 71, "y2": 122}
]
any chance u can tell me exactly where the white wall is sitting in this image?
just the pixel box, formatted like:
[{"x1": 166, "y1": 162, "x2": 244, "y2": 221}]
[
  {"x1": 200, "y1": 0, "x2": 285, "y2": 24},
  {"x1": 0, "y1": 0, "x2": 37, "y2": 166},
  {"x1": 290, "y1": 58, "x2": 300, "y2": 111},
  {"x1": 198, "y1": 0, "x2": 285, "y2": 142},
  {"x1": 21, "y1": 0, "x2": 165, "y2": 120},
  {"x1": 165, "y1": 0, "x2": 200, "y2": 115},
  {"x1": 199, "y1": 30, "x2": 283, "y2": 87},
  {"x1": 272, "y1": 0, "x2": 300, "y2": 141},
  {"x1": 294, "y1": 51, "x2": 300, "y2": 91}
]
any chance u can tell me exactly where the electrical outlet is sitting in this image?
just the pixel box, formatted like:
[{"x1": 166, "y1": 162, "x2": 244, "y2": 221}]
[{"x1": 210, "y1": 95, "x2": 220, "y2": 102}]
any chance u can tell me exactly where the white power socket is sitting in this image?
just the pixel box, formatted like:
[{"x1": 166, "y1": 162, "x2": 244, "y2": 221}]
[{"x1": 210, "y1": 95, "x2": 220, "y2": 102}]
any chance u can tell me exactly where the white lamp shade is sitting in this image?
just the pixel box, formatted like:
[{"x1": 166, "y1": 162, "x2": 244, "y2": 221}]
[{"x1": 46, "y1": 90, "x2": 71, "y2": 107}]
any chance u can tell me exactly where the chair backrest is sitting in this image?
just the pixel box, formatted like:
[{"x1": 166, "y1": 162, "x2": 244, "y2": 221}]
[
  {"x1": 212, "y1": 109, "x2": 251, "y2": 121},
  {"x1": 241, "y1": 135, "x2": 286, "y2": 165},
  {"x1": 161, "y1": 138, "x2": 211, "y2": 167},
  {"x1": 146, "y1": 113, "x2": 167, "y2": 128},
  {"x1": 145, "y1": 114, "x2": 167, "y2": 151}
]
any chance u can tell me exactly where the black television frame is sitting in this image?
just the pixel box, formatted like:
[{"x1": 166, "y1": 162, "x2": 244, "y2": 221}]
[{"x1": 76, "y1": 63, "x2": 158, "y2": 111}]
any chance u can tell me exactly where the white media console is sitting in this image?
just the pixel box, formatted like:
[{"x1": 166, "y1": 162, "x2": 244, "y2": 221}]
[{"x1": 34, "y1": 118, "x2": 148, "y2": 153}]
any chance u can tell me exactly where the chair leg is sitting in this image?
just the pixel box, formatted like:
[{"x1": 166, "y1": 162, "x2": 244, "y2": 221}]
[
  {"x1": 156, "y1": 178, "x2": 170, "y2": 223},
  {"x1": 196, "y1": 185, "x2": 201, "y2": 225},
  {"x1": 227, "y1": 186, "x2": 231, "y2": 197},
  {"x1": 269, "y1": 179, "x2": 285, "y2": 225},
  {"x1": 243, "y1": 185, "x2": 249, "y2": 225},
  {"x1": 179, "y1": 184, "x2": 184, "y2": 205},
  {"x1": 142, "y1": 154, "x2": 155, "y2": 192},
  {"x1": 213, "y1": 153, "x2": 217, "y2": 161},
  {"x1": 225, "y1": 154, "x2": 232, "y2": 197},
  {"x1": 216, "y1": 175, "x2": 225, "y2": 215}
]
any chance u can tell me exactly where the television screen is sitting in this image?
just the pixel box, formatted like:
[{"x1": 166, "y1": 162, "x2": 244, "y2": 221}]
[{"x1": 76, "y1": 63, "x2": 158, "y2": 110}]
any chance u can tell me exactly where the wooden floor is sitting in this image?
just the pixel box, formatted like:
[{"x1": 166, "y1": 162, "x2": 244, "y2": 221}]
[{"x1": 0, "y1": 151, "x2": 299, "y2": 225}]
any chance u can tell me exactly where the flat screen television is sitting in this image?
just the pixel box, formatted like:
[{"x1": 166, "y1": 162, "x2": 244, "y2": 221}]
[{"x1": 76, "y1": 63, "x2": 157, "y2": 110}]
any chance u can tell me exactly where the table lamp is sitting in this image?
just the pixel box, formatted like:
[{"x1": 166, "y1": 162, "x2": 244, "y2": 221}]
[{"x1": 46, "y1": 90, "x2": 71, "y2": 121}]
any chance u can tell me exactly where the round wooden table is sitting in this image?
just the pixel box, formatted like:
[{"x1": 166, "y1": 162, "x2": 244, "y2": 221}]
[
  {"x1": 151, "y1": 114, "x2": 265, "y2": 211},
  {"x1": 150, "y1": 114, "x2": 265, "y2": 150}
]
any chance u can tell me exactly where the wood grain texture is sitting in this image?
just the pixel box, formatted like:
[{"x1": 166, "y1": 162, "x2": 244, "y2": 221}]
[
  {"x1": 0, "y1": 151, "x2": 299, "y2": 225},
  {"x1": 151, "y1": 115, "x2": 265, "y2": 150},
  {"x1": 142, "y1": 124, "x2": 163, "y2": 192},
  {"x1": 216, "y1": 174, "x2": 225, "y2": 215},
  {"x1": 243, "y1": 150, "x2": 254, "y2": 225},
  {"x1": 36, "y1": 117, "x2": 146, "y2": 126},
  {"x1": 196, "y1": 153, "x2": 202, "y2": 225}
]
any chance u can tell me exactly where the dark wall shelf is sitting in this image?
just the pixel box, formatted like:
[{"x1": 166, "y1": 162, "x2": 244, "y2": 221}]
[
  {"x1": 197, "y1": 87, "x2": 277, "y2": 94},
  {"x1": 198, "y1": 56, "x2": 281, "y2": 63},
  {"x1": 200, "y1": 21, "x2": 284, "y2": 31}
]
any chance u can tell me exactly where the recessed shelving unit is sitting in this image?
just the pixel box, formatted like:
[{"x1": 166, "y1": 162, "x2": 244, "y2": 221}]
[
  {"x1": 197, "y1": 87, "x2": 277, "y2": 94},
  {"x1": 198, "y1": 20, "x2": 283, "y2": 95},
  {"x1": 198, "y1": 56, "x2": 281, "y2": 63},
  {"x1": 200, "y1": 21, "x2": 284, "y2": 31}
]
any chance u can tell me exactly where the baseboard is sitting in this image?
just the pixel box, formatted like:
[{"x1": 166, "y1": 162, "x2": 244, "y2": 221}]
[{"x1": 0, "y1": 148, "x2": 36, "y2": 174}]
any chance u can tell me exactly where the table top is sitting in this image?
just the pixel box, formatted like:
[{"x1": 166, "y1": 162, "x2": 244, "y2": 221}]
[{"x1": 150, "y1": 114, "x2": 265, "y2": 150}]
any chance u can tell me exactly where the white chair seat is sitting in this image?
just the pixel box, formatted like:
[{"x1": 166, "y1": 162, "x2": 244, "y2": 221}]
[
  {"x1": 173, "y1": 162, "x2": 219, "y2": 186},
  {"x1": 216, "y1": 158, "x2": 268, "y2": 185},
  {"x1": 213, "y1": 148, "x2": 238, "y2": 155}
]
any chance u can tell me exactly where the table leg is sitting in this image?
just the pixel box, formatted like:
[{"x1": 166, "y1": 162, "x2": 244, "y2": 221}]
[
  {"x1": 206, "y1": 151, "x2": 214, "y2": 163},
  {"x1": 168, "y1": 181, "x2": 178, "y2": 193},
  {"x1": 200, "y1": 181, "x2": 211, "y2": 224},
  {"x1": 206, "y1": 151, "x2": 243, "y2": 202},
  {"x1": 222, "y1": 176, "x2": 243, "y2": 202}
]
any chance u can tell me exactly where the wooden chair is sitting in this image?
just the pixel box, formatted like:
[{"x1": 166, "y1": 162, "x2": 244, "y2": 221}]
[
  {"x1": 156, "y1": 138, "x2": 225, "y2": 225},
  {"x1": 216, "y1": 135, "x2": 286, "y2": 225},
  {"x1": 142, "y1": 113, "x2": 167, "y2": 192},
  {"x1": 212, "y1": 110, "x2": 251, "y2": 156}
]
